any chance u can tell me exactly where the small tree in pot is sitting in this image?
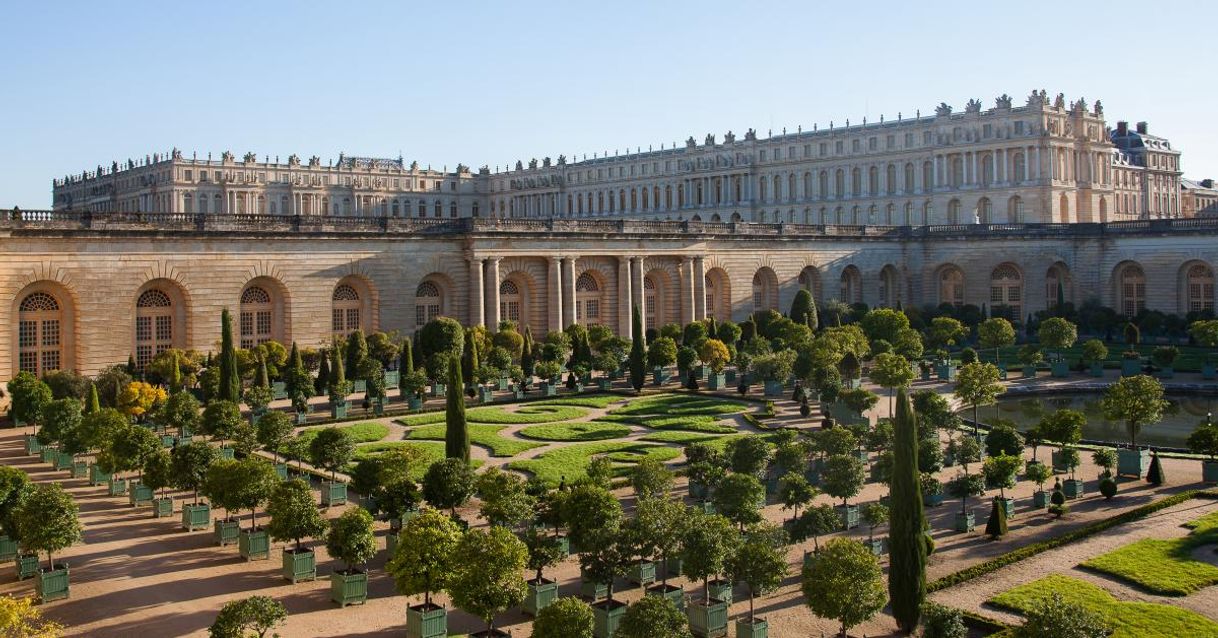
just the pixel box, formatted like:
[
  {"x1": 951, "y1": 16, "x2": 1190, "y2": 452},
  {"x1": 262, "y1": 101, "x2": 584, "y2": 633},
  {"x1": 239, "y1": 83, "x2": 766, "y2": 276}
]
[
  {"x1": 800, "y1": 537, "x2": 887, "y2": 638},
  {"x1": 309, "y1": 427, "x2": 354, "y2": 507},
  {"x1": 326, "y1": 507, "x2": 377, "y2": 606},
  {"x1": 726, "y1": 521, "x2": 788, "y2": 636},
  {"x1": 521, "y1": 526, "x2": 565, "y2": 616},
  {"x1": 1101, "y1": 375, "x2": 1168, "y2": 477},
  {"x1": 171, "y1": 441, "x2": 220, "y2": 531},
  {"x1": 1188, "y1": 418, "x2": 1218, "y2": 484},
  {"x1": 1025, "y1": 462, "x2": 1052, "y2": 509},
  {"x1": 821, "y1": 454, "x2": 865, "y2": 530},
  {"x1": 142, "y1": 449, "x2": 175, "y2": 518},
  {"x1": 532, "y1": 597, "x2": 594, "y2": 638},
  {"x1": 680, "y1": 511, "x2": 741, "y2": 637},
  {"x1": 449, "y1": 526, "x2": 528, "y2": 636},
  {"x1": 946, "y1": 472, "x2": 985, "y2": 532},
  {"x1": 267, "y1": 478, "x2": 327, "y2": 582},
  {"x1": 388, "y1": 508, "x2": 463, "y2": 630},
  {"x1": 422, "y1": 457, "x2": 475, "y2": 523},
  {"x1": 14, "y1": 483, "x2": 81, "y2": 602}
]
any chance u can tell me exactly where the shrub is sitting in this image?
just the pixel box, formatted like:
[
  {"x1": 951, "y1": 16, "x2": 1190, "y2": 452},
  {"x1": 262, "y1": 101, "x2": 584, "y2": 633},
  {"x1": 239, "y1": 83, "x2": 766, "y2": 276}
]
[
  {"x1": 920, "y1": 602, "x2": 967, "y2": 638},
  {"x1": 208, "y1": 596, "x2": 287, "y2": 638},
  {"x1": 532, "y1": 597, "x2": 594, "y2": 638},
  {"x1": 1099, "y1": 477, "x2": 1117, "y2": 500}
]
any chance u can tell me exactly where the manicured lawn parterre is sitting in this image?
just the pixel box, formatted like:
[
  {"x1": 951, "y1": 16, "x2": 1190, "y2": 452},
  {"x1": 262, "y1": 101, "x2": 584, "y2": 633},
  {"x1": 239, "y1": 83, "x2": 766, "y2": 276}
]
[
  {"x1": 517, "y1": 421, "x2": 633, "y2": 442},
  {"x1": 350, "y1": 442, "x2": 483, "y2": 479},
  {"x1": 294, "y1": 422, "x2": 390, "y2": 448},
  {"x1": 989, "y1": 574, "x2": 1218, "y2": 637},
  {"x1": 394, "y1": 404, "x2": 589, "y2": 427},
  {"x1": 508, "y1": 441, "x2": 681, "y2": 486},
  {"x1": 609, "y1": 393, "x2": 750, "y2": 416},
  {"x1": 404, "y1": 423, "x2": 544, "y2": 457},
  {"x1": 1080, "y1": 511, "x2": 1218, "y2": 595},
  {"x1": 531, "y1": 394, "x2": 624, "y2": 408},
  {"x1": 596, "y1": 413, "x2": 737, "y2": 433}
]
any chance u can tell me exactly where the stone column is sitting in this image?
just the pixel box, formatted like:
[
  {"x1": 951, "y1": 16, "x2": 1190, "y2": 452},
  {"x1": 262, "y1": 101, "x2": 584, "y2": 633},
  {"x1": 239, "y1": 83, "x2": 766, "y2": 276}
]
[
  {"x1": 693, "y1": 257, "x2": 707, "y2": 321},
  {"x1": 486, "y1": 258, "x2": 502, "y2": 329},
  {"x1": 618, "y1": 257, "x2": 633, "y2": 338},
  {"x1": 631, "y1": 257, "x2": 646, "y2": 331},
  {"x1": 547, "y1": 257, "x2": 563, "y2": 332},
  {"x1": 469, "y1": 258, "x2": 485, "y2": 327},
  {"x1": 562, "y1": 257, "x2": 577, "y2": 327},
  {"x1": 680, "y1": 258, "x2": 694, "y2": 325}
]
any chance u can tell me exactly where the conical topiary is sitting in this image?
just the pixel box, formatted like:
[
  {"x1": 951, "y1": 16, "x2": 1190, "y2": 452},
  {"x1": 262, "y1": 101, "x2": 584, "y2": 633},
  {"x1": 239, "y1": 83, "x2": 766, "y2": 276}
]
[
  {"x1": 984, "y1": 497, "x2": 1007, "y2": 539},
  {"x1": 1146, "y1": 452, "x2": 1164, "y2": 485}
]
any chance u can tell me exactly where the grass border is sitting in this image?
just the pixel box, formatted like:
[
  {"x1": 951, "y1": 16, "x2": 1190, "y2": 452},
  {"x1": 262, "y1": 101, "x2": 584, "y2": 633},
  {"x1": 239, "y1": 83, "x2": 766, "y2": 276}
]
[{"x1": 928, "y1": 489, "x2": 1218, "y2": 593}]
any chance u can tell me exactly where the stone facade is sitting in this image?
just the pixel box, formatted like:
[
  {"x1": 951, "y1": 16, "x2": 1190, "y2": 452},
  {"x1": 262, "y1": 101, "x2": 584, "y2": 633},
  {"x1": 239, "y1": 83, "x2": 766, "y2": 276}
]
[
  {"x1": 54, "y1": 92, "x2": 1183, "y2": 226},
  {"x1": 3, "y1": 211, "x2": 1216, "y2": 380}
]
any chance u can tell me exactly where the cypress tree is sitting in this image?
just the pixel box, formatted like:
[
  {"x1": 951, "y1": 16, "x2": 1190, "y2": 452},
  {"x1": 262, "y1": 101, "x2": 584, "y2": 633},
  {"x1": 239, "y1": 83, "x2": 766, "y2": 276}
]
[
  {"x1": 412, "y1": 332, "x2": 423, "y2": 371},
  {"x1": 329, "y1": 344, "x2": 346, "y2": 394},
  {"x1": 218, "y1": 308, "x2": 241, "y2": 403},
  {"x1": 126, "y1": 353, "x2": 137, "y2": 376},
  {"x1": 888, "y1": 387, "x2": 927, "y2": 633},
  {"x1": 256, "y1": 356, "x2": 270, "y2": 388},
  {"x1": 445, "y1": 353, "x2": 469, "y2": 462},
  {"x1": 316, "y1": 350, "x2": 331, "y2": 396},
  {"x1": 1146, "y1": 452, "x2": 1164, "y2": 485},
  {"x1": 462, "y1": 331, "x2": 478, "y2": 383},
  {"x1": 86, "y1": 383, "x2": 100, "y2": 415},
  {"x1": 286, "y1": 342, "x2": 305, "y2": 402},
  {"x1": 806, "y1": 293, "x2": 820, "y2": 331},
  {"x1": 984, "y1": 497, "x2": 1008, "y2": 539},
  {"x1": 170, "y1": 354, "x2": 183, "y2": 393},
  {"x1": 629, "y1": 305, "x2": 646, "y2": 393},
  {"x1": 790, "y1": 289, "x2": 813, "y2": 325},
  {"x1": 521, "y1": 325, "x2": 535, "y2": 378},
  {"x1": 344, "y1": 329, "x2": 368, "y2": 381},
  {"x1": 1056, "y1": 281, "x2": 1066, "y2": 315},
  {"x1": 400, "y1": 338, "x2": 414, "y2": 376}
]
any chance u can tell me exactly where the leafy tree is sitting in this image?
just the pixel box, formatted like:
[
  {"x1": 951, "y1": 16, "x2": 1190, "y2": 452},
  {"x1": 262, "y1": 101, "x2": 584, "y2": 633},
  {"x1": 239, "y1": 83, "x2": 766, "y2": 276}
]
[
  {"x1": 422, "y1": 457, "x2": 475, "y2": 518},
  {"x1": 953, "y1": 362, "x2": 1004, "y2": 434},
  {"x1": 308, "y1": 427, "x2": 354, "y2": 480},
  {"x1": 327, "y1": 345, "x2": 352, "y2": 404},
  {"x1": 254, "y1": 411, "x2": 293, "y2": 464},
  {"x1": 727, "y1": 521, "x2": 789, "y2": 624},
  {"x1": 200, "y1": 400, "x2": 243, "y2": 442},
  {"x1": 344, "y1": 329, "x2": 369, "y2": 381},
  {"x1": 726, "y1": 435, "x2": 771, "y2": 476},
  {"x1": 630, "y1": 457, "x2": 674, "y2": 499},
  {"x1": 712, "y1": 473, "x2": 765, "y2": 530},
  {"x1": 646, "y1": 336, "x2": 678, "y2": 369},
  {"x1": 564, "y1": 484, "x2": 623, "y2": 550},
  {"x1": 920, "y1": 601, "x2": 968, "y2": 638},
  {"x1": 42, "y1": 369, "x2": 90, "y2": 401},
  {"x1": 388, "y1": 508, "x2": 462, "y2": 606},
  {"x1": 162, "y1": 390, "x2": 202, "y2": 438},
  {"x1": 617, "y1": 595, "x2": 689, "y2": 638},
  {"x1": 1101, "y1": 374, "x2": 1168, "y2": 446},
  {"x1": 0, "y1": 593, "x2": 64, "y2": 637},
  {"x1": 925, "y1": 316, "x2": 967, "y2": 350},
  {"x1": 444, "y1": 354, "x2": 469, "y2": 462},
  {"x1": 206, "y1": 458, "x2": 278, "y2": 529},
  {"x1": 218, "y1": 308, "x2": 242, "y2": 404},
  {"x1": 326, "y1": 506, "x2": 377, "y2": 573},
  {"x1": 889, "y1": 387, "x2": 927, "y2": 632},
  {"x1": 821, "y1": 454, "x2": 865, "y2": 507},
  {"x1": 9, "y1": 371, "x2": 52, "y2": 432},
  {"x1": 680, "y1": 511, "x2": 742, "y2": 602},
  {"x1": 171, "y1": 440, "x2": 220, "y2": 504},
  {"x1": 793, "y1": 503, "x2": 840, "y2": 551},
  {"x1": 861, "y1": 501, "x2": 889, "y2": 542},
  {"x1": 697, "y1": 338, "x2": 731, "y2": 375},
  {"x1": 629, "y1": 497, "x2": 688, "y2": 586},
  {"x1": 1038, "y1": 317, "x2": 1078, "y2": 355},
  {"x1": 37, "y1": 398, "x2": 82, "y2": 452},
  {"x1": 978, "y1": 317, "x2": 1016, "y2": 366},
  {"x1": 778, "y1": 472, "x2": 817, "y2": 522},
  {"x1": 532, "y1": 596, "x2": 594, "y2": 638},
  {"x1": 267, "y1": 479, "x2": 327, "y2": 551},
  {"x1": 1081, "y1": 339, "x2": 1109, "y2": 366},
  {"x1": 449, "y1": 526, "x2": 528, "y2": 634},
  {"x1": 104, "y1": 424, "x2": 162, "y2": 482},
  {"x1": 419, "y1": 317, "x2": 465, "y2": 378},
  {"x1": 474, "y1": 466, "x2": 535, "y2": 529},
  {"x1": 947, "y1": 472, "x2": 985, "y2": 517},
  {"x1": 579, "y1": 524, "x2": 631, "y2": 603},
  {"x1": 982, "y1": 454, "x2": 1022, "y2": 499},
  {"x1": 14, "y1": 483, "x2": 81, "y2": 570},
  {"x1": 208, "y1": 595, "x2": 287, "y2": 638},
  {"x1": 1012, "y1": 592, "x2": 1111, "y2": 638},
  {"x1": 143, "y1": 449, "x2": 174, "y2": 499},
  {"x1": 0, "y1": 467, "x2": 30, "y2": 543},
  {"x1": 1039, "y1": 409, "x2": 1085, "y2": 449},
  {"x1": 870, "y1": 352, "x2": 914, "y2": 413},
  {"x1": 801, "y1": 537, "x2": 887, "y2": 638},
  {"x1": 522, "y1": 526, "x2": 565, "y2": 583},
  {"x1": 1188, "y1": 420, "x2": 1218, "y2": 460},
  {"x1": 585, "y1": 456, "x2": 615, "y2": 489}
]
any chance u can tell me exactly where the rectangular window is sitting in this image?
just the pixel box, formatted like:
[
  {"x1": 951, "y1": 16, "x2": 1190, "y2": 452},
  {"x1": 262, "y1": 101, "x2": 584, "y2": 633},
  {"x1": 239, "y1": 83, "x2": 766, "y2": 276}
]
[
  {"x1": 184, "y1": 170, "x2": 193, "y2": 181},
  {"x1": 18, "y1": 321, "x2": 36, "y2": 348},
  {"x1": 983, "y1": 124, "x2": 993, "y2": 138},
  {"x1": 1015, "y1": 121, "x2": 1025, "y2": 135},
  {"x1": 332, "y1": 309, "x2": 343, "y2": 332},
  {"x1": 41, "y1": 320, "x2": 59, "y2": 346},
  {"x1": 155, "y1": 316, "x2": 172, "y2": 341},
  {"x1": 905, "y1": 133, "x2": 914, "y2": 147},
  {"x1": 853, "y1": 140, "x2": 861, "y2": 152},
  {"x1": 760, "y1": 151, "x2": 767, "y2": 162},
  {"x1": 835, "y1": 141, "x2": 843, "y2": 154},
  {"x1": 136, "y1": 316, "x2": 152, "y2": 342},
  {"x1": 868, "y1": 137, "x2": 877, "y2": 150}
]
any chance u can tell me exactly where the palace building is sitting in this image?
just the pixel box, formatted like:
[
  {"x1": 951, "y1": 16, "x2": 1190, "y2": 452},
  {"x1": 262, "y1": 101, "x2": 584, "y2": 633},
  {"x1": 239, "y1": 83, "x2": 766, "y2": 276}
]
[{"x1": 8, "y1": 91, "x2": 1210, "y2": 380}]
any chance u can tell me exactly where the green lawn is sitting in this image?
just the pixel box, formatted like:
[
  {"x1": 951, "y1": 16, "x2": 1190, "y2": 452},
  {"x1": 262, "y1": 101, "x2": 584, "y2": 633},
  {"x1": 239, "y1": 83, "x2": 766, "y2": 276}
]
[
  {"x1": 464, "y1": 404, "x2": 588, "y2": 424},
  {"x1": 609, "y1": 393, "x2": 750, "y2": 417},
  {"x1": 404, "y1": 423, "x2": 544, "y2": 457},
  {"x1": 989, "y1": 574, "x2": 1218, "y2": 637},
  {"x1": 517, "y1": 422, "x2": 633, "y2": 442},
  {"x1": 295, "y1": 422, "x2": 390, "y2": 448},
  {"x1": 395, "y1": 411, "x2": 447, "y2": 427},
  {"x1": 508, "y1": 441, "x2": 681, "y2": 486},
  {"x1": 1080, "y1": 512, "x2": 1218, "y2": 595},
  {"x1": 350, "y1": 441, "x2": 482, "y2": 480},
  {"x1": 597, "y1": 413, "x2": 737, "y2": 433},
  {"x1": 639, "y1": 431, "x2": 744, "y2": 452},
  {"x1": 531, "y1": 394, "x2": 623, "y2": 409}
]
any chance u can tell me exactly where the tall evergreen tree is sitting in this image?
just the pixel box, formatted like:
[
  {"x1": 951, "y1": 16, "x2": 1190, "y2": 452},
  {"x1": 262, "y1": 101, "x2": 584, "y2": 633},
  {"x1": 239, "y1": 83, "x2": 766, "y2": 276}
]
[
  {"x1": 344, "y1": 329, "x2": 368, "y2": 381},
  {"x1": 888, "y1": 387, "x2": 927, "y2": 633},
  {"x1": 316, "y1": 349, "x2": 330, "y2": 396},
  {"x1": 170, "y1": 353, "x2": 183, "y2": 393},
  {"x1": 790, "y1": 289, "x2": 813, "y2": 325},
  {"x1": 329, "y1": 344, "x2": 346, "y2": 394},
  {"x1": 445, "y1": 353, "x2": 469, "y2": 462},
  {"x1": 256, "y1": 356, "x2": 270, "y2": 388},
  {"x1": 521, "y1": 325, "x2": 535, "y2": 378},
  {"x1": 629, "y1": 305, "x2": 646, "y2": 393},
  {"x1": 86, "y1": 383, "x2": 100, "y2": 415},
  {"x1": 400, "y1": 338, "x2": 414, "y2": 376},
  {"x1": 461, "y1": 330, "x2": 479, "y2": 383},
  {"x1": 285, "y1": 342, "x2": 309, "y2": 409},
  {"x1": 218, "y1": 308, "x2": 241, "y2": 404}
]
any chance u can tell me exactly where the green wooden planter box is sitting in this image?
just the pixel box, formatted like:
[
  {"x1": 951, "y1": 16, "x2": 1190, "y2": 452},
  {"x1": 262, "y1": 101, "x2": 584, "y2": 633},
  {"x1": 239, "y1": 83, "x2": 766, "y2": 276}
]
[
  {"x1": 597, "y1": 378, "x2": 613, "y2": 391},
  {"x1": 214, "y1": 518, "x2": 241, "y2": 546},
  {"x1": 406, "y1": 603, "x2": 447, "y2": 638},
  {"x1": 496, "y1": 377, "x2": 510, "y2": 391},
  {"x1": 23, "y1": 435, "x2": 41, "y2": 456},
  {"x1": 478, "y1": 386, "x2": 495, "y2": 403},
  {"x1": 735, "y1": 618, "x2": 768, "y2": 638},
  {"x1": 707, "y1": 373, "x2": 726, "y2": 390},
  {"x1": 593, "y1": 600, "x2": 628, "y2": 638},
  {"x1": 70, "y1": 460, "x2": 89, "y2": 479},
  {"x1": 36, "y1": 566, "x2": 69, "y2": 603},
  {"x1": 15, "y1": 554, "x2": 38, "y2": 580},
  {"x1": 322, "y1": 482, "x2": 348, "y2": 507},
  {"x1": 1021, "y1": 365, "x2": 1036, "y2": 378},
  {"x1": 1033, "y1": 490, "x2": 1049, "y2": 508},
  {"x1": 40, "y1": 446, "x2": 57, "y2": 463},
  {"x1": 270, "y1": 380, "x2": 288, "y2": 400},
  {"x1": 725, "y1": 369, "x2": 737, "y2": 383},
  {"x1": 522, "y1": 577, "x2": 558, "y2": 616},
  {"x1": 239, "y1": 529, "x2": 270, "y2": 561},
  {"x1": 1117, "y1": 448, "x2": 1149, "y2": 478},
  {"x1": 330, "y1": 569, "x2": 367, "y2": 607},
  {"x1": 295, "y1": 411, "x2": 310, "y2": 425},
  {"x1": 922, "y1": 492, "x2": 944, "y2": 507},
  {"x1": 1051, "y1": 449, "x2": 1071, "y2": 473},
  {"x1": 1203, "y1": 460, "x2": 1218, "y2": 484},
  {"x1": 689, "y1": 481, "x2": 709, "y2": 501},
  {"x1": 1121, "y1": 358, "x2": 1143, "y2": 376},
  {"x1": 274, "y1": 464, "x2": 289, "y2": 480},
  {"x1": 1063, "y1": 479, "x2": 1085, "y2": 498},
  {"x1": 331, "y1": 401, "x2": 349, "y2": 419},
  {"x1": 108, "y1": 478, "x2": 128, "y2": 496},
  {"x1": 407, "y1": 396, "x2": 424, "y2": 410},
  {"x1": 628, "y1": 560, "x2": 657, "y2": 586},
  {"x1": 430, "y1": 383, "x2": 446, "y2": 398},
  {"x1": 386, "y1": 530, "x2": 399, "y2": 556},
  {"x1": 372, "y1": 398, "x2": 384, "y2": 415},
  {"x1": 384, "y1": 371, "x2": 399, "y2": 387},
  {"x1": 763, "y1": 379, "x2": 784, "y2": 397},
  {"x1": 282, "y1": 548, "x2": 317, "y2": 583},
  {"x1": 129, "y1": 483, "x2": 154, "y2": 507},
  {"x1": 152, "y1": 497, "x2": 174, "y2": 518},
  {"x1": 863, "y1": 537, "x2": 886, "y2": 556},
  {"x1": 580, "y1": 574, "x2": 609, "y2": 602},
  {"x1": 836, "y1": 504, "x2": 859, "y2": 530},
  {"x1": 1051, "y1": 360, "x2": 1070, "y2": 378},
  {"x1": 0, "y1": 536, "x2": 16, "y2": 562},
  {"x1": 936, "y1": 362, "x2": 957, "y2": 381},
  {"x1": 182, "y1": 503, "x2": 211, "y2": 531},
  {"x1": 647, "y1": 583, "x2": 686, "y2": 611},
  {"x1": 955, "y1": 510, "x2": 975, "y2": 532},
  {"x1": 652, "y1": 367, "x2": 669, "y2": 386},
  {"x1": 353, "y1": 380, "x2": 367, "y2": 393},
  {"x1": 161, "y1": 434, "x2": 176, "y2": 448},
  {"x1": 1157, "y1": 366, "x2": 1175, "y2": 379},
  {"x1": 54, "y1": 451, "x2": 74, "y2": 471},
  {"x1": 554, "y1": 533, "x2": 570, "y2": 557},
  {"x1": 999, "y1": 497, "x2": 1016, "y2": 519},
  {"x1": 219, "y1": 447, "x2": 235, "y2": 461},
  {"x1": 1204, "y1": 362, "x2": 1217, "y2": 380},
  {"x1": 708, "y1": 579, "x2": 733, "y2": 605},
  {"x1": 688, "y1": 599, "x2": 730, "y2": 638},
  {"x1": 1089, "y1": 362, "x2": 1104, "y2": 377}
]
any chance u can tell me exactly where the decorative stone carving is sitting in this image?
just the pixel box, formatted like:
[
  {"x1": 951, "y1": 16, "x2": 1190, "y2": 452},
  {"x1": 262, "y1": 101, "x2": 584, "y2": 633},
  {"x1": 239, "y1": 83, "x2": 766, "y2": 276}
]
[
  {"x1": 686, "y1": 136, "x2": 696, "y2": 148},
  {"x1": 222, "y1": 151, "x2": 235, "y2": 163},
  {"x1": 935, "y1": 102, "x2": 953, "y2": 116},
  {"x1": 996, "y1": 94, "x2": 1012, "y2": 109},
  {"x1": 1054, "y1": 93, "x2": 1066, "y2": 108},
  {"x1": 528, "y1": 158, "x2": 538, "y2": 169},
  {"x1": 965, "y1": 99, "x2": 982, "y2": 114},
  {"x1": 724, "y1": 131, "x2": 735, "y2": 143},
  {"x1": 705, "y1": 133, "x2": 715, "y2": 146},
  {"x1": 557, "y1": 155, "x2": 566, "y2": 165},
  {"x1": 744, "y1": 128, "x2": 757, "y2": 141},
  {"x1": 542, "y1": 157, "x2": 551, "y2": 168},
  {"x1": 1094, "y1": 100, "x2": 1104, "y2": 116},
  {"x1": 515, "y1": 160, "x2": 523, "y2": 171},
  {"x1": 243, "y1": 152, "x2": 257, "y2": 164}
]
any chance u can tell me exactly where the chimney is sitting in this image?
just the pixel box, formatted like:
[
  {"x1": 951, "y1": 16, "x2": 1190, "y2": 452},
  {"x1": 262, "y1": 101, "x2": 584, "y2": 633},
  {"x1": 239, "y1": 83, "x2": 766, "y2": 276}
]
[
  {"x1": 1116, "y1": 121, "x2": 1128, "y2": 136},
  {"x1": 1136, "y1": 121, "x2": 1148, "y2": 134}
]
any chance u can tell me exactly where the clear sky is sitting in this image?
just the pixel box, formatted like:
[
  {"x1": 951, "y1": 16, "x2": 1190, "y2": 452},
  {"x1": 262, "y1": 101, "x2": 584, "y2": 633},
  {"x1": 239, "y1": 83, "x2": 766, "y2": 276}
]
[{"x1": 2, "y1": 0, "x2": 1215, "y2": 208}]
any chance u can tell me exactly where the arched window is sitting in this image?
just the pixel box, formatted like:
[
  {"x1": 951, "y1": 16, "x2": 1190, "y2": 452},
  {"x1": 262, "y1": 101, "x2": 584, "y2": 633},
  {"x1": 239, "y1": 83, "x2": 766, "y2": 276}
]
[
  {"x1": 788, "y1": 174, "x2": 796, "y2": 202},
  {"x1": 1118, "y1": 264, "x2": 1145, "y2": 318},
  {"x1": 939, "y1": 266, "x2": 965, "y2": 307},
  {"x1": 240, "y1": 286, "x2": 275, "y2": 349},
  {"x1": 819, "y1": 171, "x2": 829, "y2": 198},
  {"x1": 868, "y1": 166, "x2": 879, "y2": 195},
  {"x1": 643, "y1": 276, "x2": 658, "y2": 331},
  {"x1": 575, "y1": 273, "x2": 601, "y2": 324},
  {"x1": 1059, "y1": 194, "x2": 1070, "y2": 223},
  {"x1": 978, "y1": 197, "x2": 992, "y2": 224},
  {"x1": 981, "y1": 154, "x2": 994, "y2": 187},
  {"x1": 500, "y1": 280, "x2": 521, "y2": 324},
  {"x1": 1187, "y1": 263, "x2": 1215, "y2": 313},
  {"x1": 840, "y1": 266, "x2": 862, "y2": 304},
  {"x1": 948, "y1": 199, "x2": 962, "y2": 224},
  {"x1": 851, "y1": 168, "x2": 861, "y2": 196},
  {"x1": 886, "y1": 164, "x2": 896, "y2": 194},
  {"x1": 834, "y1": 170, "x2": 845, "y2": 198},
  {"x1": 904, "y1": 163, "x2": 915, "y2": 194},
  {"x1": 990, "y1": 264, "x2": 1022, "y2": 320},
  {"x1": 704, "y1": 268, "x2": 731, "y2": 323},
  {"x1": 1046, "y1": 264, "x2": 1072, "y2": 310},
  {"x1": 415, "y1": 281, "x2": 443, "y2": 326},
  {"x1": 332, "y1": 284, "x2": 362, "y2": 338},
  {"x1": 798, "y1": 267, "x2": 821, "y2": 302},
  {"x1": 135, "y1": 289, "x2": 174, "y2": 369},
  {"x1": 1007, "y1": 196, "x2": 1023, "y2": 223},
  {"x1": 18, "y1": 292, "x2": 62, "y2": 374},
  {"x1": 1014, "y1": 153, "x2": 1026, "y2": 182},
  {"x1": 752, "y1": 269, "x2": 778, "y2": 312},
  {"x1": 922, "y1": 161, "x2": 933, "y2": 191}
]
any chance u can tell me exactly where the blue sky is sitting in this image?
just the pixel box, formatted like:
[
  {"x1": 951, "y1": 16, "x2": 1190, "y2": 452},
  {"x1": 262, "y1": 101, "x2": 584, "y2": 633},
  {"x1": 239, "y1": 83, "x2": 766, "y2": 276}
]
[{"x1": 1, "y1": 0, "x2": 1215, "y2": 208}]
